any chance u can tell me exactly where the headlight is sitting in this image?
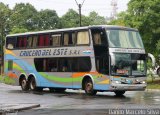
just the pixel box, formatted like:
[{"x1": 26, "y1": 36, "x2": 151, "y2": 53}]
[
  {"x1": 114, "y1": 81, "x2": 121, "y2": 84},
  {"x1": 140, "y1": 81, "x2": 146, "y2": 84}
]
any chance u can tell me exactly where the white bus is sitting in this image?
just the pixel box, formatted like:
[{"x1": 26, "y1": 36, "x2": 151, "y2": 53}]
[{"x1": 4, "y1": 25, "x2": 147, "y2": 96}]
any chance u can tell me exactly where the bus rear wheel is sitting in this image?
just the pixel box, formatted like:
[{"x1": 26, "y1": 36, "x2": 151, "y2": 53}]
[
  {"x1": 114, "y1": 91, "x2": 125, "y2": 96},
  {"x1": 29, "y1": 77, "x2": 43, "y2": 91},
  {"x1": 84, "y1": 78, "x2": 97, "y2": 95},
  {"x1": 20, "y1": 77, "x2": 29, "y2": 91}
]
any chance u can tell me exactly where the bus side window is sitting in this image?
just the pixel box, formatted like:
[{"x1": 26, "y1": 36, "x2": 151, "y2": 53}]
[
  {"x1": 32, "y1": 36, "x2": 38, "y2": 48},
  {"x1": 59, "y1": 58, "x2": 71, "y2": 72},
  {"x1": 27, "y1": 36, "x2": 33, "y2": 48},
  {"x1": 27, "y1": 35, "x2": 38, "y2": 48},
  {"x1": 76, "y1": 31, "x2": 89, "y2": 45},
  {"x1": 16, "y1": 37, "x2": 27, "y2": 48},
  {"x1": 93, "y1": 33, "x2": 101, "y2": 45},
  {"x1": 6, "y1": 37, "x2": 16, "y2": 49},
  {"x1": 49, "y1": 58, "x2": 58, "y2": 72},
  {"x1": 63, "y1": 32, "x2": 76, "y2": 46},
  {"x1": 38, "y1": 34, "x2": 50, "y2": 47},
  {"x1": 50, "y1": 34, "x2": 61, "y2": 47}
]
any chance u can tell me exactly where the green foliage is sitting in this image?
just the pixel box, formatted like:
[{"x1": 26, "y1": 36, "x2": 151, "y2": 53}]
[
  {"x1": 0, "y1": 75, "x2": 3, "y2": 82},
  {"x1": 61, "y1": 9, "x2": 80, "y2": 28},
  {"x1": 10, "y1": 27, "x2": 28, "y2": 34},
  {"x1": 127, "y1": 0, "x2": 160, "y2": 55},
  {"x1": 37, "y1": 9, "x2": 60, "y2": 30},
  {"x1": 10, "y1": 3, "x2": 38, "y2": 31},
  {"x1": 0, "y1": 2, "x2": 11, "y2": 41},
  {"x1": 88, "y1": 11, "x2": 107, "y2": 25}
]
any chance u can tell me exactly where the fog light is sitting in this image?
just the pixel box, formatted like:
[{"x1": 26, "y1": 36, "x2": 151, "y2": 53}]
[
  {"x1": 114, "y1": 81, "x2": 121, "y2": 84},
  {"x1": 141, "y1": 81, "x2": 146, "y2": 84}
]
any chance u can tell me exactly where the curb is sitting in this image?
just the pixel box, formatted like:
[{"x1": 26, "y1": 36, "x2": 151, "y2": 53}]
[{"x1": 0, "y1": 104, "x2": 40, "y2": 114}]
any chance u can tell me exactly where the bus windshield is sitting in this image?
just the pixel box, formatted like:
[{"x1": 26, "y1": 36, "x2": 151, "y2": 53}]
[
  {"x1": 106, "y1": 29, "x2": 144, "y2": 48},
  {"x1": 111, "y1": 53, "x2": 146, "y2": 76}
]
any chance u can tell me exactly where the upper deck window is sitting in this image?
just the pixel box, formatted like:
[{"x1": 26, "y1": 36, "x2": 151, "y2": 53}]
[
  {"x1": 16, "y1": 37, "x2": 27, "y2": 48},
  {"x1": 63, "y1": 32, "x2": 76, "y2": 46},
  {"x1": 38, "y1": 34, "x2": 50, "y2": 47},
  {"x1": 6, "y1": 37, "x2": 16, "y2": 49},
  {"x1": 77, "y1": 31, "x2": 89, "y2": 45},
  {"x1": 50, "y1": 34, "x2": 61, "y2": 47},
  {"x1": 107, "y1": 29, "x2": 144, "y2": 49}
]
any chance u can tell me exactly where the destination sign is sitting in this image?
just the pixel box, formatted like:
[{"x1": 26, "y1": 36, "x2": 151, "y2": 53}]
[{"x1": 109, "y1": 48, "x2": 145, "y2": 54}]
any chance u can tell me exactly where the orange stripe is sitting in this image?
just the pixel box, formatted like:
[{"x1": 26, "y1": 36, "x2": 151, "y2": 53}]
[
  {"x1": 72, "y1": 72, "x2": 98, "y2": 78},
  {"x1": 7, "y1": 72, "x2": 18, "y2": 78}
]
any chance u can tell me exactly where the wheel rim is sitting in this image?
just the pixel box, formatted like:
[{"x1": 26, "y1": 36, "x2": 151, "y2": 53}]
[
  {"x1": 30, "y1": 79, "x2": 36, "y2": 90},
  {"x1": 85, "y1": 82, "x2": 93, "y2": 93},
  {"x1": 21, "y1": 79, "x2": 26, "y2": 89}
]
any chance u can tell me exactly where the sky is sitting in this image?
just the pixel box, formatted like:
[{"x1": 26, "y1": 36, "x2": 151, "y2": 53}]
[{"x1": 0, "y1": 0, "x2": 130, "y2": 17}]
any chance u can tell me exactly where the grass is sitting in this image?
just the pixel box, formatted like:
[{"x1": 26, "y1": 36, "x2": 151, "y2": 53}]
[
  {"x1": 147, "y1": 77, "x2": 160, "y2": 89},
  {"x1": 0, "y1": 75, "x2": 3, "y2": 83}
]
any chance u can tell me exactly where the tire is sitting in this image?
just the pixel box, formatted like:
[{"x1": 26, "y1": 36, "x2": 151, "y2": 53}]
[
  {"x1": 29, "y1": 77, "x2": 43, "y2": 91},
  {"x1": 20, "y1": 77, "x2": 29, "y2": 91},
  {"x1": 54, "y1": 88, "x2": 66, "y2": 93},
  {"x1": 114, "y1": 91, "x2": 125, "y2": 96},
  {"x1": 49, "y1": 88, "x2": 55, "y2": 92},
  {"x1": 84, "y1": 78, "x2": 97, "y2": 95}
]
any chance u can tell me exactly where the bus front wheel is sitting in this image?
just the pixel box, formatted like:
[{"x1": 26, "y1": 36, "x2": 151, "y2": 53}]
[
  {"x1": 114, "y1": 91, "x2": 125, "y2": 96},
  {"x1": 20, "y1": 77, "x2": 29, "y2": 91},
  {"x1": 29, "y1": 77, "x2": 43, "y2": 91},
  {"x1": 84, "y1": 78, "x2": 97, "y2": 95}
]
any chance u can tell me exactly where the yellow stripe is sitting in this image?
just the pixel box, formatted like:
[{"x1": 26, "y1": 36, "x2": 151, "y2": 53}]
[
  {"x1": 5, "y1": 49, "x2": 16, "y2": 56},
  {"x1": 97, "y1": 79, "x2": 110, "y2": 84}
]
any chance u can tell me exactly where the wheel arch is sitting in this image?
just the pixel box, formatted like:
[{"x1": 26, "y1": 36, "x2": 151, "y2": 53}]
[
  {"x1": 27, "y1": 73, "x2": 36, "y2": 82},
  {"x1": 82, "y1": 74, "x2": 94, "y2": 90}
]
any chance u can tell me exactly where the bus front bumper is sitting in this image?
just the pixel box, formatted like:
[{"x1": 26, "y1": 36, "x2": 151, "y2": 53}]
[{"x1": 111, "y1": 83, "x2": 147, "y2": 91}]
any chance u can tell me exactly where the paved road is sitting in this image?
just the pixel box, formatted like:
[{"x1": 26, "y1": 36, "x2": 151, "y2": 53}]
[{"x1": 0, "y1": 83, "x2": 160, "y2": 115}]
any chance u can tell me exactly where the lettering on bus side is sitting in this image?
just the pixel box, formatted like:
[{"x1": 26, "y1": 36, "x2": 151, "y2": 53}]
[{"x1": 19, "y1": 48, "x2": 81, "y2": 57}]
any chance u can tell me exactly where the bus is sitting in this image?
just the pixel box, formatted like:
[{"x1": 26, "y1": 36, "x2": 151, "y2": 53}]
[{"x1": 4, "y1": 25, "x2": 147, "y2": 96}]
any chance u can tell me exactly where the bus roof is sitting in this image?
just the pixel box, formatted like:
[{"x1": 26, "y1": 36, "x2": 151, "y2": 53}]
[{"x1": 7, "y1": 25, "x2": 138, "y2": 37}]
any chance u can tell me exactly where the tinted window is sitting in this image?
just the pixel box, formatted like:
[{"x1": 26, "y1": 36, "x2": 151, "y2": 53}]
[
  {"x1": 6, "y1": 37, "x2": 16, "y2": 49},
  {"x1": 38, "y1": 34, "x2": 50, "y2": 47},
  {"x1": 34, "y1": 57, "x2": 91, "y2": 72},
  {"x1": 16, "y1": 36, "x2": 27, "y2": 48}
]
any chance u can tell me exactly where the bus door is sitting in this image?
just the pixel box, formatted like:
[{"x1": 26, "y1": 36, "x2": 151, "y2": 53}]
[{"x1": 91, "y1": 28, "x2": 109, "y2": 75}]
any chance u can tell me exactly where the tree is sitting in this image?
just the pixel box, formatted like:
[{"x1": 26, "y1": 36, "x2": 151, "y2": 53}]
[
  {"x1": 37, "y1": 9, "x2": 60, "y2": 30},
  {"x1": 109, "y1": 12, "x2": 129, "y2": 26},
  {"x1": 61, "y1": 9, "x2": 80, "y2": 28},
  {"x1": 126, "y1": 0, "x2": 160, "y2": 56},
  {"x1": 10, "y1": 3, "x2": 38, "y2": 31},
  {"x1": 0, "y1": 2, "x2": 11, "y2": 50},
  {"x1": 88, "y1": 11, "x2": 107, "y2": 25}
]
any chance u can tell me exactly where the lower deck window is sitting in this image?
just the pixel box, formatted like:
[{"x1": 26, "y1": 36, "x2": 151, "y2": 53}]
[{"x1": 34, "y1": 57, "x2": 91, "y2": 72}]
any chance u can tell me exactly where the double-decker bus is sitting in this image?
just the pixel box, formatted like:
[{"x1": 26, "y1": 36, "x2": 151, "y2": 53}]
[{"x1": 4, "y1": 25, "x2": 147, "y2": 96}]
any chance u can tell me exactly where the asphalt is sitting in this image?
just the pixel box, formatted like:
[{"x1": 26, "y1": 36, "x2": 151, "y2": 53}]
[{"x1": 0, "y1": 104, "x2": 40, "y2": 114}]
